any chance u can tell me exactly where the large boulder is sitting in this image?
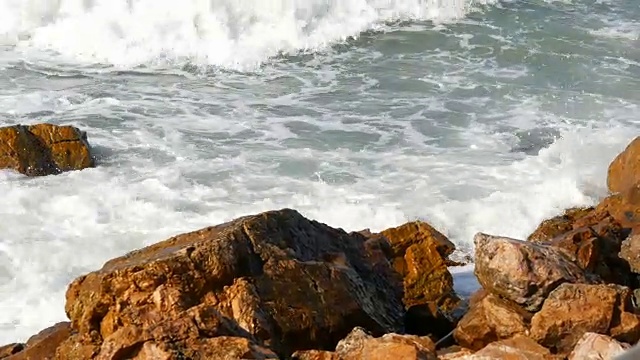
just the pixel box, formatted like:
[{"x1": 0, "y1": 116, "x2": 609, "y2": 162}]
[
  {"x1": 0, "y1": 124, "x2": 94, "y2": 176},
  {"x1": 55, "y1": 209, "x2": 404, "y2": 358},
  {"x1": 453, "y1": 290, "x2": 531, "y2": 351},
  {"x1": 291, "y1": 327, "x2": 437, "y2": 360},
  {"x1": 473, "y1": 233, "x2": 590, "y2": 312},
  {"x1": 530, "y1": 283, "x2": 640, "y2": 355},
  {"x1": 608, "y1": 136, "x2": 640, "y2": 194}
]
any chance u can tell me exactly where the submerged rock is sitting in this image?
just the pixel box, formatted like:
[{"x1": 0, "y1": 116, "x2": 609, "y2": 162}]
[
  {"x1": 473, "y1": 233, "x2": 589, "y2": 312},
  {"x1": 58, "y1": 209, "x2": 404, "y2": 358},
  {"x1": 0, "y1": 124, "x2": 94, "y2": 176}
]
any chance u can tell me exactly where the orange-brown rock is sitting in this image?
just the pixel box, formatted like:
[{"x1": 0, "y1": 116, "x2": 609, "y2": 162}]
[
  {"x1": 453, "y1": 291, "x2": 531, "y2": 351},
  {"x1": 5, "y1": 322, "x2": 71, "y2": 360},
  {"x1": 0, "y1": 344, "x2": 23, "y2": 359},
  {"x1": 469, "y1": 335, "x2": 555, "y2": 360},
  {"x1": 620, "y1": 233, "x2": 640, "y2": 274},
  {"x1": 292, "y1": 327, "x2": 437, "y2": 360},
  {"x1": 527, "y1": 207, "x2": 594, "y2": 244},
  {"x1": 568, "y1": 333, "x2": 630, "y2": 360},
  {"x1": 608, "y1": 136, "x2": 640, "y2": 194},
  {"x1": 549, "y1": 212, "x2": 631, "y2": 285},
  {"x1": 291, "y1": 350, "x2": 334, "y2": 360},
  {"x1": 59, "y1": 209, "x2": 404, "y2": 358},
  {"x1": 473, "y1": 233, "x2": 589, "y2": 312},
  {"x1": 130, "y1": 337, "x2": 279, "y2": 360},
  {"x1": 377, "y1": 221, "x2": 458, "y2": 309},
  {"x1": 0, "y1": 124, "x2": 94, "y2": 176},
  {"x1": 595, "y1": 185, "x2": 640, "y2": 229},
  {"x1": 530, "y1": 283, "x2": 639, "y2": 354},
  {"x1": 436, "y1": 346, "x2": 473, "y2": 359}
]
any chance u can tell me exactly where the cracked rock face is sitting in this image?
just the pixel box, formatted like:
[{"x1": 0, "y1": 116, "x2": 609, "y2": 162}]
[
  {"x1": 58, "y1": 209, "x2": 405, "y2": 359},
  {"x1": 0, "y1": 123, "x2": 94, "y2": 176}
]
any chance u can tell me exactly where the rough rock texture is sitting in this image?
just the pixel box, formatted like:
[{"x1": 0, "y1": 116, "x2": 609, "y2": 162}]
[
  {"x1": 0, "y1": 344, "x2": 24, "y2": 359},
  {"x1": 549, "y1": 211, "x2": 631, "y2": 285},
  {"x1": 568, "y1": 333, "x2": 630, "y2": 360},
  {"x1": 608, "y1": 136, "x2": 640, "y2": 194},
  {"x1": 436, "y1": 347, "x2": 473, "y2": 359},
  {"x1": 530, "y1": 283, "x2": 640, "y2": 354},
  {"x1": 527, "y1": 207, "x2": 594, "y2": 244},
  {"x1": 59, "y1": 209, "x2": 405, "y2": 358},
  {"x1": 473, "y1": 233, "x2": 589, "y2": 312},
  {"x1": 469, "y1": 335, "x2": 555, "y2": 360},
  {"x1": 132, "y1": 337, "x2": 279, "y2": 360},
  {"x1": 4, "y1": 322, "x2": 71, "y2": 360},
  {"x1": 377, "y1": 221, "x2": 459, "y2": 309},
  {"x1": 359, "y1": 222, "x2": 461, "y2": 339},
  {"x1": 621, "y1": 233, "x2": 640, "y2": 274},
  {"x1": 292, "y1": 327, "x2": 437, "y2": 360},
  {"x1": 596, "y1": 185, "x2": 640, "y2": 229},
  {"x1": 0, "y1": 124, "x2": 94, "y2": 176},
  {"x1": 453, "y1": 291, "x2": 531, "y2": 351}
]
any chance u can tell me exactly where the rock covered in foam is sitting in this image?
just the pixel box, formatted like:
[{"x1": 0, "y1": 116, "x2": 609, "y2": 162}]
[
  {"x1": 473, "y1": 233, "x2": 589, "y2": 312},
  {"x1": 0, "y1": 123, "x2": 94, "y2": 176}
]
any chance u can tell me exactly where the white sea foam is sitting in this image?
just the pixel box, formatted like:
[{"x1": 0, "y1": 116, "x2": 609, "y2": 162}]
[{"x1": 1, "y1": 0, "x2": 496, "y2": 69}]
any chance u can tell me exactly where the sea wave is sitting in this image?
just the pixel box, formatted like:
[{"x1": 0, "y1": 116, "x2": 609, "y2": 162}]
[{"x1": 0, "y1": 0, "x2": 496, "y2": 69}]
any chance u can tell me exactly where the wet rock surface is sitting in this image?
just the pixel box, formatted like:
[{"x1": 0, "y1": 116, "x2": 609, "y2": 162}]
[{"x1": 0, "y1": 123, "x2": 94, "y2": 176}]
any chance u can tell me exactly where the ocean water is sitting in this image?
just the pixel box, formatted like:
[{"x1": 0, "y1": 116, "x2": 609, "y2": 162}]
[{"x1": 1, "y1": 0, "x2": 639, "y2": 343}]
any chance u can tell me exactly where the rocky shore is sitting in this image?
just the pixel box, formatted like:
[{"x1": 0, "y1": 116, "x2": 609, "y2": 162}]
[{"x1": 1, "y1": 124, "x2": 640, "y2": 359}]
